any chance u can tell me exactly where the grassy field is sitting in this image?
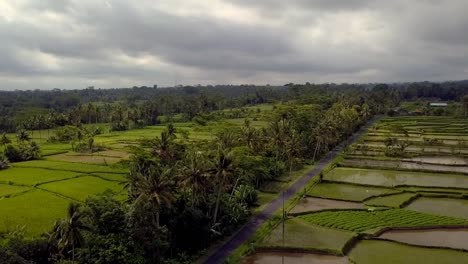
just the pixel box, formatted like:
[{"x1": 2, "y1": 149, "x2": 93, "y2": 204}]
[
  {"x1": 38, "y1": 176, "x2": 123, "y2": 201},
  {"x1": 0, "y1": 190, "x2": 70, "y2": 236},
  {"x1": 0, "y1": 167, "x2": 79, "y2": 186}
]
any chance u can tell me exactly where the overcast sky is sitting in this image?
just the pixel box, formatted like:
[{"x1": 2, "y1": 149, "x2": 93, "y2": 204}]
[{"x1": 1, "y1": 0, "x2": 468, "y2": 90}]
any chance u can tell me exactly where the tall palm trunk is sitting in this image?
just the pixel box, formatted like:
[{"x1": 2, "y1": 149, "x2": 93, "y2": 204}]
[{"x1": 213, "y1": 171, "x2": 224, "y2": 225}]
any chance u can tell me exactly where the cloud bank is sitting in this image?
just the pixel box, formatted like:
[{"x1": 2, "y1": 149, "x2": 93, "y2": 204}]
[{"x1": 1, "y1": 0, "x2": 468, "y2": 89}]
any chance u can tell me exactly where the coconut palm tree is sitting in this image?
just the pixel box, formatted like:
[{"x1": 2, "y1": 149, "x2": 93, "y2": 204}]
[
  {"x1": 210, "y1": 148, "x2": 235, "y2": 225},
  {"x1": 179, "y1": 150, "x2": 209, "y2": 207},
  {"x1": 52, "y1": 203, "x2": 89, "y2": 261},
  {"x1": 131, "y1": 164, "x2": 175, "y2": 228},
  {"x1": 16, "y1": 129, "x2": 31, "y2": 143}
]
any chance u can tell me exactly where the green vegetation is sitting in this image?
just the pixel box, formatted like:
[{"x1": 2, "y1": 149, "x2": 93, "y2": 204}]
[
  {"x1": 0, "y1": 167, "x2": 79, "y2": 186},
  {"x1": 364, "y1": 192, "x2": 417, "y2": 208},
  {"x1": 0, "y1": 184, "x2": 30, "y2": 197},
  {"x1": 308, "y1": 182, "x2": 397, "y2": 202},
  {"x1": 349, "y1": 239, "x2": 468, "y2": 264},
  {"x1": 39, "y1": 176, "x2": 123, "y2": 201},
  {"x1": 13, "y1": 160, "x2": 127, "y2": 174},
  {"x1": 0, "y1": 190, "x2": 70, "y2": 236},
  {"x1": 298, "y1": 209, "x2": 468, "y2": 233}
]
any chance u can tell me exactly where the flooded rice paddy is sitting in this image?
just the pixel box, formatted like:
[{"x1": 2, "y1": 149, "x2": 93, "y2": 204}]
[{"x1": 379, "y1": 228, "x2": 468, "y2": 250}]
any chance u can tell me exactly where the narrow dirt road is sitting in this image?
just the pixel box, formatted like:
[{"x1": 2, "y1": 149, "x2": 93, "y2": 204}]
[{"x1": 203, "y1": 116, "x2": 382, "y2": 264}]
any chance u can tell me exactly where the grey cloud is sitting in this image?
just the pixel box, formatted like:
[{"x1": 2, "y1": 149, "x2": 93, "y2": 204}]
[{"x1": 1, "y1": 0, "x2": 468, "y2": 89}]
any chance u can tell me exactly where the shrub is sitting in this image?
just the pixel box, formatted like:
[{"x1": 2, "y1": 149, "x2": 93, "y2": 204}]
[
  {"x1": 234, "y1": 185, "x2": 258, "y2": 206},
  {"x1": 3, "y1": 142, "x2": 40, "y2": 162}
]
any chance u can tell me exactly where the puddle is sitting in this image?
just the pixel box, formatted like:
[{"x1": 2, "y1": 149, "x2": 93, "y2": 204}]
[
  {"x1": 241, "y1": 252, "x2": 349, "y2": 264},
  {"x1": 290, "y1": 197, "x2": 363, "y2": 214},
  {"x1": 379, "y1": 228, "x2": 468, "y2": 250}
]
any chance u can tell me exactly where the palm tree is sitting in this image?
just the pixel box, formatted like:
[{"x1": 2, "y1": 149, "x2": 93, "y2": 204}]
[
  {"x1": 52, "y1": 203, "x2": 89, "y2": 261},
  {"x1": 210, "y1": 148, "x2": 235, "y2": 225},
  {"x1": 179, "y1": 150, "x2": 209, "y2": 207},
  {"x1": 16, "y1": 129, "x2": 31, "y2": 143},
  {"x1": 241, "y1": 119, "x2": 258, "y2": 150},
  {"x1": 0, "y1": 133, "x2": 11, "y2": 145},
  {"x1": 131, "y1": 164, "x2": 175, "y2": 228}
]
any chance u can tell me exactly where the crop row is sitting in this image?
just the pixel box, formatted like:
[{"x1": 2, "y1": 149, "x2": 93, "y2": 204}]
[{"x1": 298, "y1": 209, "x2": 468, "y2": 232}]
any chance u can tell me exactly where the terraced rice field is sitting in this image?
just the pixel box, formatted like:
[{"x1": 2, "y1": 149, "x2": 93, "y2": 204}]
[{"x1": 244, "y1": 115, "x2": 468, "y2": 263}]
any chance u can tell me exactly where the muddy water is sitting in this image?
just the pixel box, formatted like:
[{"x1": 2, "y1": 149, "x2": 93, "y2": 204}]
[
  {"x1": 407, "y1": 156, "x2": 467, "y2": 166},
  {"x1": 241, "y1": 252, "x2": 349, "y2": 264},
  {"x1": 327, "y1": 167, "x2": 468, "y2": 188},
  {"x1": 406, "y1": 197, "x2": 468, "y2": 218},
  {"x1": 290, "y1": 197, "x2": 363, "y2": 214},
  {"x1": 379, "y1": 228, "x2": 468, "y2": 250},
  {"x1": 343, "y1": 159, "x2": 468, "y2": 174}
]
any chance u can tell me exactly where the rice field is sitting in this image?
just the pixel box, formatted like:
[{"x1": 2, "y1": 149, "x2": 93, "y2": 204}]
[
  {"x1": 246, "y1": 115, "x2": 468, "y2": 263},
  {"x1": 1, "y1": 114, "x2": 276, "y2": 239}
]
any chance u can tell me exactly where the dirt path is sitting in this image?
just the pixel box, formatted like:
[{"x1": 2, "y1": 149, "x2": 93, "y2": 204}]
[{"x1": 202, "y1": 116, "x2": 382, "y2": 264}]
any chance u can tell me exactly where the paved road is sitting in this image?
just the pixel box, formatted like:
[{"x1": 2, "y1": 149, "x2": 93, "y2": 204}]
[{"x1": 203, "y1": 116, "x2": 382, "y2": 264}]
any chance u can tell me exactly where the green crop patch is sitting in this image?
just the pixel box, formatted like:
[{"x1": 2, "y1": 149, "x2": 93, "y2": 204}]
[
  {"x1": 13, "y1": 160, "x2": 127, "y2": 174},
  {"x1": 349, "y1": 239, "x2": 468, "y2": 264},
  {"x1": 364, "y1": 192, "x2": 417, "y2": 208},
  {"x1": 0, "y1": 189, "x2": 70, "y2": 237},
  {"x1": 39, "y1": 176, "x2": 123, "y2": 201},
  {"x1": 308, "y1": 182, "x2": 397, "y2": 202},
  {"x1": 90, "y1": 173, "x2": 127, "y2": 182},
  {"x1": 261, "y1": 218, "x2": 356, "y2": 254},
  {"x1": 0, "y1": 184, "x2": 30, "y2": 197},
  {"x1": 0, "y1": 167, "x2": 79, "y2": 186},
  {"x1": 298, "y1": 209, "x2": 468, "y2": 233}
]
